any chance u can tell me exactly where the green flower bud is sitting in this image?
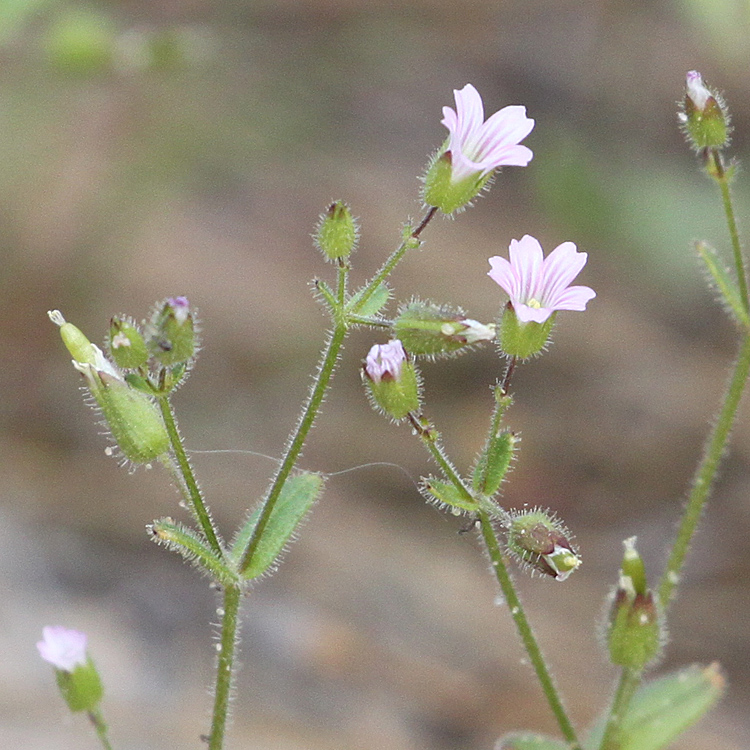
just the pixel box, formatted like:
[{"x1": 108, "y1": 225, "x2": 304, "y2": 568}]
[
  {"x1": 315, "y1": 200, "x2": 358, "y2": 261},
  {"x1": 50, "y1": 311, "x2": 170, "y2": 464},
  {"x1": 498, "y1": 303, "x2": 555, "y2": 359},
  {"x1": 394, "y1": 300, "x2": 494, "y2": 359},
  {"x1": 606, "y1": 537, "x2": 664, "y2": 670},
  {"x1": 145, "y1": 297, "x2": 196, "y2": 366},
  {"x1": 505, "y1": 508, "x2": 581, "y2": 581},
  {"x1": 681, "y1": 71, "x2": 730, "y2": 151},
  {"x1": 363, "y1": 339, "x2": 421, "y2": 421},
  {"x1": 107, "y1": 316, "x2": 149, "y2": 369}
]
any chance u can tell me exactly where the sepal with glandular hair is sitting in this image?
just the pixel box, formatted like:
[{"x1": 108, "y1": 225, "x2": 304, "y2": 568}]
[
  {"x1": 49, "y1": 310, "x2": 170, "y2": 464},
  {"x1": 606, "y1": 536, "x2": 665, "y2": 670},
  {"x1": 680, "y1": 70, "x2": 730, "y2": 152},
  {"x1": 504, "y1": 508, "x2": 581, "y2": 581},
  {"x1": 315, "y1": 200, "x2": 358, "y2": 261},
  {"x1": 362, "y1": 339, "x2": 421, "y2": 421},
  {"x1": 498, "y1": 303, "x2": 556, "y2": 359},
  {"x1": 394, "y1": 299, "x2": 494, "y2": 359},
  {"x1": 145, "y1": 296, "x2": 197, "y2": 366},
  {"x1": 107, "y1": 316, "x2": 149, "y2": 369}
]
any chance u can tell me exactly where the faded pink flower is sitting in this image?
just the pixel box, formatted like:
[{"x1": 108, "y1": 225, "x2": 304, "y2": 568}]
[
  {"x1": 364, "y1": 340, "x2": 407, "y2": 384},
  {"x1": 686, "y1": 70, "x2": 711, "y2": 111},
  {"x1": 488, "y1": 235, "x2": 596, "y2": 324},
  {"x1": 441, "y1": 84, "x2": 534, "y2": 183},
  {"x1": 37, "y1": 626, "x2": 88, "y2": 672}
]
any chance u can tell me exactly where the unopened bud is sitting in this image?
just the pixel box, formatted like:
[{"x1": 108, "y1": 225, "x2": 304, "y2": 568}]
[
  {"x1": 394, "y1": 300, "x2": 494, "y2": 358},
  {"x1": 680, "y1": 70, "x2": 730, "y2": 151},
  {"x1": 108, "y1": 316, "x2": 148, "y2": 369},
  {"x1": 315, "y1": 200, "x2": 358, "y2": 261},
  {"x1": 606, "y1": 537, "x2": 664, "y2": 669},
  {"x1": 505, "y1": 508, "x2": 581, "y2": 581},
  {"x1": 363, "y1": 339, "x2": 421, "y2": 420},
  {"x1": 145, "y1": 297, "x2": 196, "y2": 366}
]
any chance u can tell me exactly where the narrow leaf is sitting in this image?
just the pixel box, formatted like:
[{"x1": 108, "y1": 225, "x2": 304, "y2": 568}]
[
  {"x1": 696, "y1": 241, "x2": 750, "y2": 329},
  {"x1": 349, "y1": 282, "x2": 391, "y2": 318},
  {"x1": 585, "y1": 663, "x2": 725, "y2": 750},
  {"x1": 231, "y1": 472, "x2": 325, "y2": 579},
  {"x1": 420, "y1": 475, "x2": 478, "y2": 513},
  {"x1": 472, "y1": 430, "x2": 517, "y2": 497}
]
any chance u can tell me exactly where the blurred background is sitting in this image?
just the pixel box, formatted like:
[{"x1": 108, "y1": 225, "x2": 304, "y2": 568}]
[{"x1": 2, "y1": 0, "x2": 750, "y2": 748}]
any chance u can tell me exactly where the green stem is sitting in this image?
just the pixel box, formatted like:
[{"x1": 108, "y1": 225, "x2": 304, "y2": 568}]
[
  {"x1": 658, "y1": 332, "x2": 750, "y2": 607},
  {"x1": 711, "y1": 150, "x2": 749, "y2": 313},
  {"x1": 412, "y1": 413, "x2": 580, "y2": 749},
  {"x1": 157, "y1": 397, "x2": 223, "y2": 558},
  {"x1": 477, "y1": 507, "x2": 582, "y2": 750},
  {"x1": 238, "y1": 323, "x2": 347, "y2": 575},
  {"x1": 597, "y1": 667, "x2": 641, "y2": 750},
  {"x1": 87, "y1": 708, "x2": 113, "y2": 750},
  {"x1": 208, "y1": 583, "x2": 242, "y2": 750},
  {"x1": 349, "y1": 207, "x2": 437, "y2": 315}
]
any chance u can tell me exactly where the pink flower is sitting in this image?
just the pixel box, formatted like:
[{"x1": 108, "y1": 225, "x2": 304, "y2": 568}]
[
  {"x1": 488, "y1": 235, "x2": 596, "y2": 324},
  {"x1": 441, "y1": 84, "x2": 534, "y2": 183},
  {"x1": 364, "y1": 340, "x2": 407, "y2": 384},
  {"x1": 37, "y1": 626, "x2": 88, "y2": 672},
  {"x1": 686, "y1": 70, "x2": 711, "y2": 111}
]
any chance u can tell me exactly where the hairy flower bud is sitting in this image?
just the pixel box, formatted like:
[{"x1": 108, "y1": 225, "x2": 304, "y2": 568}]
[
  {"x1": 145, "y1": 297, "x2": 196, "y2": 366},
  {"x1": 680, "y1": 70, "x2": 730, "y2": 151},
  {"x1": 107, "y1": 316, "x2": 149, "y2": 369},
  {"x1": 394, "y1": 300, "x2": 494, "y2": 359},
  {"x1": 362, "y1": 339, "x2": 421, "y2": 421},
  {"x1": 315, "y1": 200, "x2": 358, "y2": 261},
  {"x1": 606, "y1": 537, "x2": 664, "y2": 670},
  {"x1": 505, "y1": 508, "x2": 581, "y2": 581}
]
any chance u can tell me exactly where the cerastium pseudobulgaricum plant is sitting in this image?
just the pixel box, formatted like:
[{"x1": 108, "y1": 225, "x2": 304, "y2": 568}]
[{"x1": 41, "y1": 74, "x2": 742, "y2": 749}]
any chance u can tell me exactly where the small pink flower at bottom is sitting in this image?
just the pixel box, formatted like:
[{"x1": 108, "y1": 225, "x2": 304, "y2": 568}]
[
  {"x1": 488, "y1": 235, "x2": 596, "y2": 324},
  {"x1": 37, "y1": 626, "x2": 88, "y2": 672},
  {"x1": 364, "y1": 340, "x2": 407, "y2": 384}
]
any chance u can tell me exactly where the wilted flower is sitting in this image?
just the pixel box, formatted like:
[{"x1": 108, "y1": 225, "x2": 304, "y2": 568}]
[
  {"x1": 488, "y1": 235, "x2": 596, "y2": 324},
  {"x1": 364, "y1": 339, "x2": 407, "y2": 384},
  {"x1": 37, "y1": 626, "x2": 88, "y2": 672},
  {"x1": 686, "y1": 70, "x2": 711, "y2": 111},
  {"x1": 681, "y1": 70, "x2": 730, "y2": 151},
  {"x1": 441, "y1": 83, "x2": 534, "y2": 183}
]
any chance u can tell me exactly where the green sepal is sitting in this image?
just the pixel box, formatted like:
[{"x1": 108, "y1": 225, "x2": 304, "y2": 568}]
[
  {"x1": 315, "y1": 200, "x2": 358, "y2": 261},
  {"x1": 421, "y1": 476, "x2": 478, "y2": 514},
  {"x1": 108, "y1": 316, "x2": 149, "y2": 369},
  {"x1": 146, "y1": 299, "x2": 195, "y2": 366},
  {"x1": 696, "y1": 241, "x2": 750, "y2": 329},
  {"x1": 231, "y1": 472, "x2": 325, "y2": 579},
  {"x1": 55, "y1": 658, "x2": 103, "y2": 713},
  {"x1": 149, "y1": 517, "x2": 238, "y2": 587},
  {"x1": 472, "y1": 430, "x2": 517, "y2": 497},
  {"x1": 497, "y1": 733, "x2": 569, "y2": 750},
  {"x1": 422, "y1": 148, "x2": 493, "y2": 214},
  {"x1": 585, "y1": 664, "x2": 725, "y2": 750},
  {"x1": 499, "y1": 305, "x2": 556, "y2": 359},
  {"x1": 124, "y1": 371, "x2": 155, "y2": 394},
  {"x1": 365, "y1": 360, "x2": 420, "y2": 421},
  {"x1": 349, "y1": 282, "x2": 391, "y2": 318}
]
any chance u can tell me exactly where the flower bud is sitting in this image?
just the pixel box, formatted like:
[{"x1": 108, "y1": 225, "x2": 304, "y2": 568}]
[
  {"x1": 606, "y1": 537, "x2": 664, "y2": 670},
  {"x1": 505, "y1": 508, "x2": 581, "y2": 581},
  {"x1": 50, "y1": 311, "x2": 170, "y2": 464},
  {"x1": 37, "y1": 626, "x2": 103, "y2": 713},
  {"x1": 315, "y1": 200, "x2": 358, "y2": 261},
  {"x1": 394, "y1": 300, "x2": 494, "y2": 359},
  {"x1": 362, "y1": 339, "x2": 421, "y2": 421},
  {"x1": 680, "y1": 70, "x2": 730, "y2": 151},
  {"x1": 145, "y1": 297, "x2": 196, "y2": 366},
  {"x1": 107, "y1": 316, "x2": 149, "y2": 369}
]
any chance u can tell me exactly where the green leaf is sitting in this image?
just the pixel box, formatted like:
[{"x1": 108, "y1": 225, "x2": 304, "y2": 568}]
[
  {"x1": 231, "y1": 472, "x2": 325, "y2": 579},
  {"x1": 420, "y1": 476, "x2": 477, "y2": 513},
  {"x1": 585, "y1": 664, "x2": 725, "y2": 750},
  {"x1": 348, "y1": 282, "x2": 391, "y2": 318},
  {"x1": 696, "y1": 241, "x2": 750, "y2": 329},
  {"x1": 496, "y1": 733, "x2": 569, "y2": 750},
  {"x1": 472, "y1": 430, "x2": 517, "y2": 497}
]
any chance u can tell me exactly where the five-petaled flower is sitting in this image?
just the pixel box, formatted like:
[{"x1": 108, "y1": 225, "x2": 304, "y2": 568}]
[
  {"x1": 364, "y1": 340, "x2": 407, "y2": 384},
  {"x1": 37, "y1": 626, "x2": 88, "y2": 672},
  {"x1": 488, "y1": 235, "x2": 596, "y2": 324},
  {"x1": 442, "y1": 84, "x2": 535, "y2": 184}
]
